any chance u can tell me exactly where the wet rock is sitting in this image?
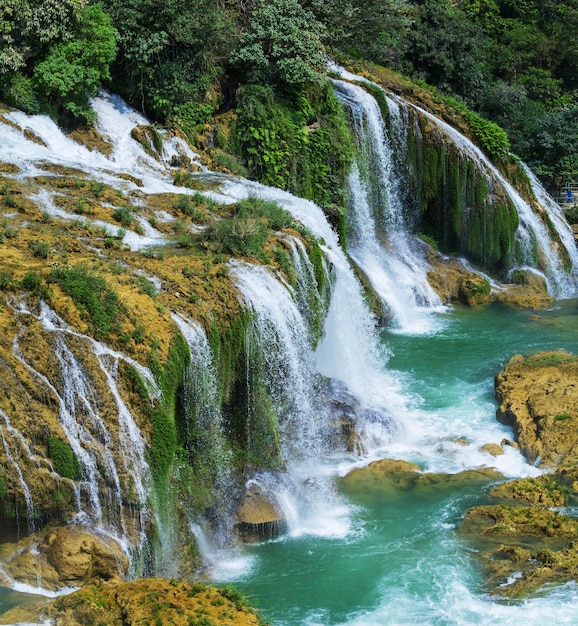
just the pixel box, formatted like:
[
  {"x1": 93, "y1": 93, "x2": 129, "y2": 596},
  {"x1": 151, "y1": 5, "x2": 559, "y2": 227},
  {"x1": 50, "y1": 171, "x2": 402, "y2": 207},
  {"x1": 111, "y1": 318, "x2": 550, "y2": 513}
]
[
  {"x1": 480, "y1": 443, "x2": 505, "y2": 457},
  {"x1": 236, "y1": 484, "x2": 286, "y2": 542},
  {"x1": 489, "y1": 475, "x2": 568, "y2": 507},
  {"x1": 458, "y1": 274, "x2": 492, "y2": 306},
  {"x1": 459, "y1": 505, "x2": 578, "y2": 597},
  {"x1": 0, "y1": 526, "x2": 128, "y2": 592},
  {"x1": 340, "y1": 458, "x2": 501, "y2": 499},
  {"x1": 495, "y1": 350, "x2": 578, "y2": 468}
]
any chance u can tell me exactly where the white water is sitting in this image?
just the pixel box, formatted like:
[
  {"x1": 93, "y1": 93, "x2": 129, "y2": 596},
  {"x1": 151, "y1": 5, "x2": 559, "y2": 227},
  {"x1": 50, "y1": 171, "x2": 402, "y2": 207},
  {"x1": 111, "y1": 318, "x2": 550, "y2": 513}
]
[
  {"x1": 334, "y1": 79, "x2": 445, "y2": 334},
  {"x1": 331, "y1": 64, "x2": 578, "y2": 299}
]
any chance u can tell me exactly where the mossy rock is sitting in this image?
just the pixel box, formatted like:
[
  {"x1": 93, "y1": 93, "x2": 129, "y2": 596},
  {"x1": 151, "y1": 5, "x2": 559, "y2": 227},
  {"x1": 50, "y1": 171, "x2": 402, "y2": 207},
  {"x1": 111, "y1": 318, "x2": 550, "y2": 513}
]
[{"x1": 43, "y1": 579, "x2": 265, "y2": 626}]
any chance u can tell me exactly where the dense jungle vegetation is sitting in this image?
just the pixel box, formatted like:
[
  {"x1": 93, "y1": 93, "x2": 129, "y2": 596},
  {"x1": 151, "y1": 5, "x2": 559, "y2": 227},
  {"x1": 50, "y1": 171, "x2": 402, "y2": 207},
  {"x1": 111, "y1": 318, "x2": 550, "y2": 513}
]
[{"x1": 2, "y1": 0, "x2": 578, "y2": 198}]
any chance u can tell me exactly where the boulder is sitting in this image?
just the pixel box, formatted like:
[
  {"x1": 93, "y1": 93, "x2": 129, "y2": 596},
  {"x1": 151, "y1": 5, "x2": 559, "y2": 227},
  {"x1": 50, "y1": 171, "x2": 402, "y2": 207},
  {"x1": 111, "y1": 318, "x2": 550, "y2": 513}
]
[
  {"x1": 340, "y1": 458, "x2": 501, "y2": 500},
  {"x1": 479, "y1": 443, "x2": 505, "y2": 457},
  {"x1": 0, "y1": 526, "x2": 128, "y2": 592},
  {"x1": 495, "y1": 350, "x2": 578, "y2": 468},
  {"x1": 236, "y1": 484, "x2": 286, "y2": 542}
]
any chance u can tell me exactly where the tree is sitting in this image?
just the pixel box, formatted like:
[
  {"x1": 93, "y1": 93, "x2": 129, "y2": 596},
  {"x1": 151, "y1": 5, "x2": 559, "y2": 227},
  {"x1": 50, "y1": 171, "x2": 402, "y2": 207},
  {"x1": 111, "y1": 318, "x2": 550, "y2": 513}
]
[
  {"x1": 303, "y1": 0, "x2": 413, "y2": 68},
  {"x1": 33, "y1": 3, "x2": 116, "y2": 123},
  {"x1": 0, "y1": 0, "x2": 116, "y2": 124},
  {"x1": 101, "y1": 0, "x2": 236, "y2": 119},
  {"x1": 229, "y1": 0, "x2": 326, "y2": 89},
  {"x1": 405, "y1": 0, "x2": 489, "y2": 107}
]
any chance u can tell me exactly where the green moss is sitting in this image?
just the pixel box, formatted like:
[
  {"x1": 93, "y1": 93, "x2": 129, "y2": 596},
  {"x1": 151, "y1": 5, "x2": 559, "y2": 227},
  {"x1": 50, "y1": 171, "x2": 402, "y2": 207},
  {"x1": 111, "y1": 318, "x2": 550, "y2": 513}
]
[
  {"x1": 47, "y1": 265, "x2": 124, "y2": 338},
  {"x1": 525, "y1": 353, "x2": 578, "y2": 368},
  {"x1": 147, "y1": 332, "x2": 190, "y2": 484},
  {"x1": 232, "y1": 82, "x2": 353, "y2": 248},
  {"x1": 410, "y1": 125, "x2": 518, "y2": 273},
  {"x1": 0, "y1": 476, "x2": 6, "y2": 499},
  {"x1": 47, "y1": 436, "x2": 82, "y2": 480}
]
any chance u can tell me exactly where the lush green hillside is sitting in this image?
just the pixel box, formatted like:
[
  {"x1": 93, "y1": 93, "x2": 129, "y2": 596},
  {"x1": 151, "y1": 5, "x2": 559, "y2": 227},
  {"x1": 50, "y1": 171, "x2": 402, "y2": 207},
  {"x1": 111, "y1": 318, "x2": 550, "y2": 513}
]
[{"x1": 2, "y1": 0, "x2": 578, "y2": 195}]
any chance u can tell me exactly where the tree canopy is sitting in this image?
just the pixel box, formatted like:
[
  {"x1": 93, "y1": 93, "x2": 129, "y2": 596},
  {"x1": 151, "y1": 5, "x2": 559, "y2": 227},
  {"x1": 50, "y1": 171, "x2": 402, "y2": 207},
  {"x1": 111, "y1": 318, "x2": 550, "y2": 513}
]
[{"x1": 2, "y1": 0, "x2": 578, "y2": 190}]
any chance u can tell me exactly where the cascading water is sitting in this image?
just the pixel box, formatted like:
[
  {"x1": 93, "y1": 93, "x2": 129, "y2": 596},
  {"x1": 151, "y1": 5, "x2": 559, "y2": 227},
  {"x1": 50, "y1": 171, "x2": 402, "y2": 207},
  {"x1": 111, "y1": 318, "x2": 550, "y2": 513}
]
[
  {"x1": 332, "y1": 64, "x2": 578, "y2": 299},
  {"x1": 10, "y1": 301, "x2": 155, "y2": 571},
  {"x1": 333, "y1": 79, "x2": 445, "y2": 333}
]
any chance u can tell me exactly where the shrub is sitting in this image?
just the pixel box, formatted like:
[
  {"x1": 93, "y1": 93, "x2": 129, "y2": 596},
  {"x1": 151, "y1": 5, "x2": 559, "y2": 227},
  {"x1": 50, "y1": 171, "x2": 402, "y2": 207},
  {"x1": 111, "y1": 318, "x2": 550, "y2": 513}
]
[
  {"x1": 47, "y1": 265, "x2": 124, "y2": 338},
  {"x1": 19, "y1": 270, "x2": 43, "y2": 292},
  {"x1": 28, "y1": 240, "x2": 50, "y2": 259},
  {"x1": 112, "y1": 205, "x2": 133, "y2": 227}
]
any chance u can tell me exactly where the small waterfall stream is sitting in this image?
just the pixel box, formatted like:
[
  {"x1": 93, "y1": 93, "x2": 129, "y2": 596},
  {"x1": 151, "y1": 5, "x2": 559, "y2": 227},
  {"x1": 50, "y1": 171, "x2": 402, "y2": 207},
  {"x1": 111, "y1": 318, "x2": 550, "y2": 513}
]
[
  {"x1": 11, "y1": 301, "x2": 155, "y2": 567},
  {"x1": 334, "y1": 79, "x2": 444, "y2": 333}
]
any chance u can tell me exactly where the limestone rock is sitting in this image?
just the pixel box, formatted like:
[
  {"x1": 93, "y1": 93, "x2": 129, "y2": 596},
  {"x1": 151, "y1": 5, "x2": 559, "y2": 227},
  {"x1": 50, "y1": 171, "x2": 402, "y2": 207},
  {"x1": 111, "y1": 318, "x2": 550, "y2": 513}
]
[
  {"x1": 5, "y1": 579, "x2": 264, "y2": 626},
  {"x1": 341, "y1": 458, "x2": 501, "y2": 499},
  {"x1": 459, "y1": 504, "x2": 578, "y2": 597},
  {"x1": 495, "y1": 350, "x2": 578, "y2": 467},
  {"x1": 0, "y1": 526, "x2": 128, "y2": 592},
  {"x1": 236, "y1": 484, "x2": 286, "y2": 542},
  {"x1": 42, "y1": 526, "x2": 128, "y2": 586},
  {"x1": 458, "y1": 274, "x2": 491, "y2": 306},
  {"x1": 480, "y1": 443, "x2": 505, "y2": 457}
]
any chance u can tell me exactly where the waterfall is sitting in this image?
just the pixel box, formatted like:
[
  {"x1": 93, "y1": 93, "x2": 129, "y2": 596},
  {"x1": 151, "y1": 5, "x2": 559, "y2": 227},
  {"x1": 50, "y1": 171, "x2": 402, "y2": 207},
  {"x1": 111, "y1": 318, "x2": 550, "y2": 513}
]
[
  {"x1": 0, "y1": 410, "x2": 36, "y2": 532},
  {"x1": 231, "y1": 260, "x2": 323, "y2": 460},
  {"x1": 11, "y1": 301, "x2": 154, "y2": 565},
  {"x1": 333, "y1": 79, "x2": 445, "y2": 333},
  {"x1": 171, "y1": 313, "x2": 235, "y2": 549},
  {"x1": 331, "y1": 64, "x2": 578, "y2": 298}
]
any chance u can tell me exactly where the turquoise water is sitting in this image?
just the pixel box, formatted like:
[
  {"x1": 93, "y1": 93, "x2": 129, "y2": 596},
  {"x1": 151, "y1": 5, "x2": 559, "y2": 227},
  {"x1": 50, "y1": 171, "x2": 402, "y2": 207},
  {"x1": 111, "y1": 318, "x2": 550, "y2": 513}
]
[
  {"x1": 3, "y1": 300, "x2": 578, "y2": 625},
  {"x1": 214, "y1": 300, "x2": 578, "y2": 625}
]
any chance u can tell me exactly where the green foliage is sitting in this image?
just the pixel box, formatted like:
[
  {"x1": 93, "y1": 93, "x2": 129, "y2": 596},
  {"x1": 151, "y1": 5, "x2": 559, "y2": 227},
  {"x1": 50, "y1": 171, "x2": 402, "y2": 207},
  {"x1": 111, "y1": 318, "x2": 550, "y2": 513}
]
[
  {"x1": 47, "y1": 436, "x2": 81, "y2": 480},
  {"x1": 112, "y1": 205, "x2": 133, "y2": 227},
  {"x1": 229, "y1": 0, "x2": 326, "y2": 88},
  {"x1": 0, "y1": 475, "x2": 6, "y2": 499},
  {"x1": 19, "y1": 270, "x2": 43, "y2": 292},
  {"x1": 232, "y1": 81, "x2": 353, "y2": 231},
  {"x1": 525, "y1": 353, "x2": 578, "y2": 368},
  {"x1": 126, "y1": 365, "x2": 150, "y2": 400},
  {"x1": 411, "y1": 128, "x2": 518, "y2": 272},
  {"x1": 464, "y1": 111, "x2": 511, "y2": 160},
  {"x1": 28, "y1": 240, "x2": 50, "y2": 259},
  {"x1": 31, "y1": 3, "x2": 116, "y2": 124},
  {"x1": 149, "y1": 407, "x2": 177, "y2": 482},
  {"x1": 203, "y1": 196, "x2": 293, "y2": 258},
  {"x1": 101, "y1": 0, "x2": 234, "y2": 121},
  {"x1": 47, "y1": 265, "x2": 124, "y2": 338}
]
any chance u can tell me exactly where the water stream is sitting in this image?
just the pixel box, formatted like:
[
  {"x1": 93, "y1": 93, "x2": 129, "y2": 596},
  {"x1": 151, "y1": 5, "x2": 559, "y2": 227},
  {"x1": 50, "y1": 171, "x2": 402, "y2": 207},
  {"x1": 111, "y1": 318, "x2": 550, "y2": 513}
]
[
  {"x1": 209, "y1": 299, "x2": 578, "y2": 626},
  {"x1": 1, "y1": 77, "x2": 578, "y2": 624}
]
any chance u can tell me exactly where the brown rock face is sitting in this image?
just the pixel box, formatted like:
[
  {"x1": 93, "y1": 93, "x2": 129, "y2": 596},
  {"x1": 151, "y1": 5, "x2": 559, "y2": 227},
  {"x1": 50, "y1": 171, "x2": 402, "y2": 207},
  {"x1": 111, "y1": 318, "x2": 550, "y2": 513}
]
[
  {"x1": 42, "y1": 527, "x2": 129, "y2": 586},
  {"x1": 236, "y1": 485, "x2": 286, "y2": 542},
  {"x1": 495, "y1": 351, "x2": 578, "y2": 468},
  {"x1": 0, "y1": 526, "x2": 128, "y2": 592}
]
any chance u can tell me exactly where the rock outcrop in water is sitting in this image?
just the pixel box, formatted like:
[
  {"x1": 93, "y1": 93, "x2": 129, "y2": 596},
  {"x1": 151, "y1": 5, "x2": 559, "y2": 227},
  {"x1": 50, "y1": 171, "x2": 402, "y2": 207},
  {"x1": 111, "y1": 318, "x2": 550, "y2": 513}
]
[
  {"x1": 461, "y1": 350, "x2": 578, "y2": 598},
  {"x1": 0, "y1": 579, "x2": 264, "y2": 626}
]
